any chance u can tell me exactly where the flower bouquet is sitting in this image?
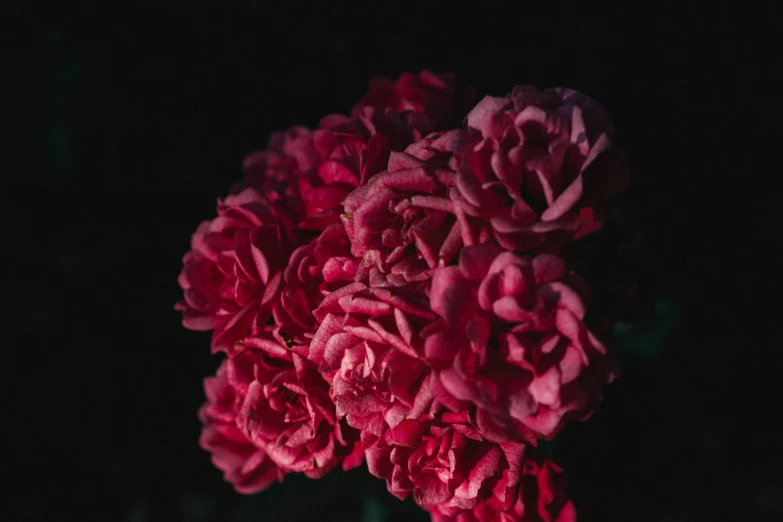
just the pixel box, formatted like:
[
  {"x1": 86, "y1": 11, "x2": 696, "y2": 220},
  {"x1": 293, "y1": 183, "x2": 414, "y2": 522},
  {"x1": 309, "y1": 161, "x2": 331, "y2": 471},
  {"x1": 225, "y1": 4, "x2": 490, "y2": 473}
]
[{"x1": 176, "y1": 71, "x2": 635, "y2": 521}]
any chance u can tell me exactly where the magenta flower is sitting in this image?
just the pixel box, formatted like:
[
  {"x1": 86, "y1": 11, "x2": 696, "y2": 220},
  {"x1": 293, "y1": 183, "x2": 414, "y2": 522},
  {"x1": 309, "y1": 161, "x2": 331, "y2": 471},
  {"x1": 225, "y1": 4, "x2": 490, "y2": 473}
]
[
  {"x1": 364, "y1": 411, "x2": 531, "y2": 517},
  {"x1": 175, "y1": 188, "x2": 289, "y2": 354},
  {"x1": 342, "y1": 129, "x2": 468, "y2": 284},
  {"x1": 273, "y1": 223, "x2": 358, "y2": 338},
  {"x1": 181, "y1": 74, "x2": 634, "y2": 521},
  {"x1": 429, "y1": 451, "x2": 576, "y2": 522},
  {"x1": 241, "y1": 125, "x2": 320, "y2": 230},
  {"x1": 425, "y1": 244, "x2": 616, "y2": 442},
  {"x1": 230, "y1": 335, "x2": 365, "y2": 478},
  {"x1": 309, "y1": 281, "x2": 437, "y2": 435},
  {"x1": 352, "y1": 70, "x2": 476, "y2": 136},
  {"x1": 297, "y1": 109, "x2": 417, "y2": 230},
  {"x1": 198, "y1": 360, "x2": 286, "y2": 494},
  {"x1": 455, "y1": 85, "x2": 629, "y2": 252}
]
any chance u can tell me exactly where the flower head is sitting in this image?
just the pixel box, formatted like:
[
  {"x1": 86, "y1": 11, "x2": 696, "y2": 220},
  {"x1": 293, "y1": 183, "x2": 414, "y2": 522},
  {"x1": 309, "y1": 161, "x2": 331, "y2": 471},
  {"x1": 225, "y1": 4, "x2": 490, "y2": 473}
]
[
  {"x1": 230, "y1": 335, "x2": 365, "y2": 478},
  {"x1": 364, "y1": 411, "x2": 533, "y2": 517},
  {"x1": 455, "y1": 86, "x2": 629, "y2": 252},
  {"x1": 198, "y1": 361, "x2": 285, "y2": 494},
  {"x1": 175, "y1": 188, "x2": 289, "y2": 354},
  {"x1": 425, "y1": 244, "x2": 616, "y2": 442}
]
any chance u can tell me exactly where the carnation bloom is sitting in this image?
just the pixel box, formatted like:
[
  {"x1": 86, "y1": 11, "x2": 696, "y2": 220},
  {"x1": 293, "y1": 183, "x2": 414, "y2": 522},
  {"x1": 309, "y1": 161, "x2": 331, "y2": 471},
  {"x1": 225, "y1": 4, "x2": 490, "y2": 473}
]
[
  {"x1": 364, "y1": 411, "x2": 532, "y2": 517},
  {"x1": 198, "y1": 360, "x2": 285, "y2": 494},
  {"x1": 175, "y1": 188, "x2": 289, "y2": 354},
  {"x1": 342, "y1": 129, "x2": 468, "y2": 284},
  {"x1": 429, "y1": 451, "x2": 576, "y2": 522},
  {"x1": 309, "y1": 281, "x2": 437, "y2": 435},
  {"x1": 229, "y1": 334, "x2": 365, "y2": 478},
  {"x1": 425, "y1": 244, "x2": 616, "y2": 442},
  {"x1": 352, "y1": 70, "x2": 476, "y2": 136},
  {"x1": 455, "y1": 85, "x2": 629, "y2": 252}
]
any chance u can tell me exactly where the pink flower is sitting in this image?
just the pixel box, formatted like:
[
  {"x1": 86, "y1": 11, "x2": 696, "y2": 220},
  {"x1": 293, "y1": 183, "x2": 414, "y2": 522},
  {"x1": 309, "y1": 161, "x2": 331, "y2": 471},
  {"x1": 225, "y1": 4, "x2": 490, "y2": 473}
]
[
  {"x1": 297, "y1": 109, "x2": 416, "y2": 230},
  {"x1": 242, "y1": 126, "x2": 320, "y2": 230},
  {"x1": 429, "y1": 451, "x2": 576, "y2": 522},
  {"x1": 273, "y1": 223, "x2": 358, "y2": 337},
  {"x1": 230, "y1": 334, "x2": 365, "y2": 478},
  {"x1": 363, "y1": 411, "x2": 529, "y2": 516},
  {"x1": 308, "y1": 281, "x2": 437, "y2": 436},
  {"x1": 352, "y1": 70, "x2": 476, "y2": 135},
  {"x1": 425, "y1": 244, "x2": 616, "y2": 442},
  {"x1": 175, "y1": 188, "x2": 289, "y2": 354},
  {"x1": 198, "y1": 360, "x2": 285, "y2": 494},
  {"x1": 342, "y1": 129, "x2": 469, "y2": 284},
  {"x1": 456, "y1": 85, "x2": 629, "y2": 252}
]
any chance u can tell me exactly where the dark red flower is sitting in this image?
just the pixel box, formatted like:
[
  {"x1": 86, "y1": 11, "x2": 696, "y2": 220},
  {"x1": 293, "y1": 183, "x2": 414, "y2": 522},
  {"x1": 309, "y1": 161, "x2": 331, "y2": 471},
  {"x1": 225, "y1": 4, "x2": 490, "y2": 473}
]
[
  {"x1": 352, "y1": 70, "x2": 476, "y2": 135},
  {"x1": 175, "y1": 188, "x2": 289, "y2": 354},
  {"x1": 455, "y1": 85, "x2": 629, "y2": 253},
  {"x1": 425, "y1": 244, "x2": 616, "y2": 442},
  {"x1": 198, "y1": 360, "x2": 285, "y2": 494}
]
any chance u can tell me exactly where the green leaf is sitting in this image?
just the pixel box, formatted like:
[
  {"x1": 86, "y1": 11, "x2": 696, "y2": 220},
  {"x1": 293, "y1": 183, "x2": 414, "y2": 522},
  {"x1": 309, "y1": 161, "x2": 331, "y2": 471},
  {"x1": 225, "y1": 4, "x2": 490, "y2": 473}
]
[{"x1": 612, "y1": 298, "x2": 686, "y2": 361}]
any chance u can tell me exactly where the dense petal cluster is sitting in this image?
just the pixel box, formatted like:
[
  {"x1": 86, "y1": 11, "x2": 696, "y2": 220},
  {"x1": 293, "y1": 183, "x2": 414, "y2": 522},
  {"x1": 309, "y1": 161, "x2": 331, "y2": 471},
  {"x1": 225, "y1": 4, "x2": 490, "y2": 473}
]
[
  {"x1": 430, "y1": 452, "x2": 576, "y2": 522},
  {"x1": 457, "y1": 86, "x2": 629, "y2": 252},
  {"x1": 175, "y1": 188, "x2": 289, "y2": 354},
  {"x1": 229, "y1": 337, "x2": 364, "y2": 478},
  {"x1": 180, "y1": 73, "x2": 635, "y2": 522},
  {"x1": 426, "y1": 244, "x2": 615, "y2": 442},
  {"x1": 198, "y1": 360, "x2": 285, "y2": 493},
  {"x1": 342, "y1": 129, "x2": 466, "y2": 283},
  {"x1": 352, "y1": 70, "x2": 477, "y2": 136}
]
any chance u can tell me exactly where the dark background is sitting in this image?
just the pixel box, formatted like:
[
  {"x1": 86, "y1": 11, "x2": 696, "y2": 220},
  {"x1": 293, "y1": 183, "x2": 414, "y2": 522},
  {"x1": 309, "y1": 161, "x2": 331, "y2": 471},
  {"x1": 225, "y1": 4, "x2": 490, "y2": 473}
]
[{"x1": 3, "y1": 2, "x2": 777, "y2": 521}]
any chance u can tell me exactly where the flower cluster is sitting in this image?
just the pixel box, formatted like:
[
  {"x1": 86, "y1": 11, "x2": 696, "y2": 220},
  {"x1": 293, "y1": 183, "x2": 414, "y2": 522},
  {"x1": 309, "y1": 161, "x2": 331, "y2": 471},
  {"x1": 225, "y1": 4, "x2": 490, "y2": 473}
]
[{"x1": 178, "y1": 70, "x2": 633, "y2": 521}]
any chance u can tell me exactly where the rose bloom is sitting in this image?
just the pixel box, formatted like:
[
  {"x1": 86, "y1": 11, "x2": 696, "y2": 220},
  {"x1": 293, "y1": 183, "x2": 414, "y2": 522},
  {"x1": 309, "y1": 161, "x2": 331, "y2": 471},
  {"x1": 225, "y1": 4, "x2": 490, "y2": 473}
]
[
  {"x1": 352, "y1": 70, "x2": 476, "y2": 136},
  {"x1": 429, "y1": 450, "x2": 576, "y2": 522},
  {"x1": 297, "y1": 108, "x2": 417, "y2": 230},
  {"x1": 229, "y1": 331, "x2": 365, "y2": 478},
  {"x1": 455, "y1": 85, "x2": 629, "y2": 253},
  {"x1": 241, "y1": 125, "x2": 321, "y2": 230},
  {"x1": 308, "y1": 279, "x2": 437, "y2": 435},
  {"x1": 425, "y1": 244, "x2": 616, "y2": 442},
  {"x1": 364, "y1": 410, "x2": 556, "y2": 518},
  {"x1": 175, "y1": 187, "x2": 289, "y2": 354},
  {"x1": 198, "y1": 360, "x2": 285, "y2": 494},
  {"x1": 342, "y1": 129, "x2": 469, "y2": 284},
  {"x1": 273, "y1": 223, "x2": 358, "y2": 339}
]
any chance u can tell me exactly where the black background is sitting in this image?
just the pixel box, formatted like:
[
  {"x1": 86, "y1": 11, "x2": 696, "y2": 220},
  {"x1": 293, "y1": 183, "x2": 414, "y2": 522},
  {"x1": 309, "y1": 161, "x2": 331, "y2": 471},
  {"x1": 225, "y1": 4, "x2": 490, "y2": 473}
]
[{"x1": 3, "y1": 2, "x2": 778, "y2": 521}]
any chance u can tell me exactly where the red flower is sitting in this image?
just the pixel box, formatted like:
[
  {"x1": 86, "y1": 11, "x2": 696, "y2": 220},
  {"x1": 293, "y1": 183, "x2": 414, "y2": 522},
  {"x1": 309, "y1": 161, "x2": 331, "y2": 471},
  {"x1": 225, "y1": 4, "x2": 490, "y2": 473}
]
[
  {"x1": 429, "y1": 451, "x2": 576, "y2": 522},
  {"x1": 308, "y1": 281, "x2": 437, "y2": 436},
  {"x1": 175, "y1": 188, "x2": 289, "y2": 354},
  {"x1": 230, "y1": 334, "x2": 365, "y2": 478},
  {"x1": 198, "y1": 360, "x2": 285, "y2": 494},
  {"x1": 352, "y1": 70, "x2": 476, "y2": 135},
  {"x1": 364, "y1": 411, "x2": 529, "y2": 516},
  {"x1": 425, "y1": 244, "x2": 616, "y2": 442},
  {"x1": 455, "y1": 85, "x2": 629, "y2": 252},
  {"x1": 342, "y1": 129, "x2": 468, "y2": 284}
]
